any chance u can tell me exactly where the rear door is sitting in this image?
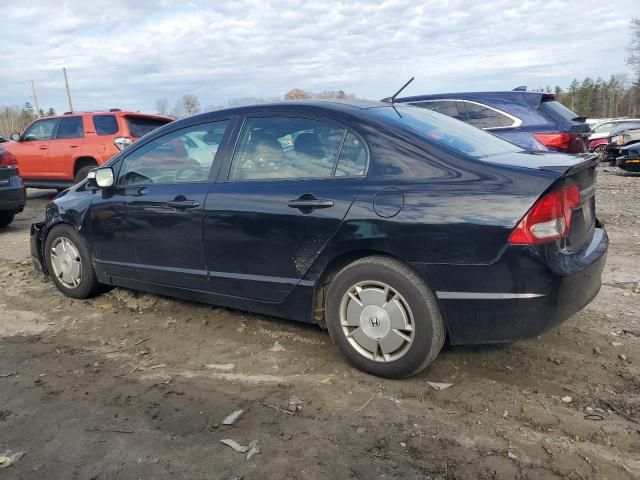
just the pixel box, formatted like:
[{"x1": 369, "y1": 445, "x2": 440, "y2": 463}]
[
  {"x1": 11, "y1": 118, "x2": 59, "y2": 178},
  {"x1": 89, "y1": 119, "x2": 233, "y2": 290},
  {"x1": 203, "y1": 115, "x2": 368, "y2": 302},
  {"x1": 48, "y1": 116, "x2": 85, "y2": 180}
]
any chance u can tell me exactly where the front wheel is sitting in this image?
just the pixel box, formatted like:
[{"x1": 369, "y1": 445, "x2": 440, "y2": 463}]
[
  {"x1": 44, "y1": 224, "x2": 108, "y2": 299},
  {"x1": 325, "y1": 256, "x2": 445, "y2": 378}
]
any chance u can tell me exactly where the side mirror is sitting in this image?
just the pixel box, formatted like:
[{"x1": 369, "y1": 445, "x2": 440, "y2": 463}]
[
  {"x1": 87, "y1": 167, "x2": 114, "y2": 188},
  {"x1": 10, "y1": 133, "x2": 20, "y2": 141}
]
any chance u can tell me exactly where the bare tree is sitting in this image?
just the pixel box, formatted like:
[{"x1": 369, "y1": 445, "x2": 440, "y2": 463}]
[
  {"x1": 182, "y1": 94, "x2": 201, "y2": 116},
  {"x1": 155, "y1": 98, "x2": 169, "y2": 116},
  {"x1": 627, "y1": 17, "x2": 640, "y2": 81}
]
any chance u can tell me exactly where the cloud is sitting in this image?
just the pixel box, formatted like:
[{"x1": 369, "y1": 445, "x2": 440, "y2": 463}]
[{"x1": 0, "y1": 0, "x2": 636, "y2": 113}]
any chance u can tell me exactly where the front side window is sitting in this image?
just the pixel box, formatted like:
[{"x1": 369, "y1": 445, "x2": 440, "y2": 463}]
[
  {"x1": 413, "y1": 101, "x2": 468, "y2": 122},
  {"x1": 229, "y1": 117, "x2": 347, "y2": 181},
  {"x1": 56, "y1": 117, "x2": 84, "y2": 139},
  {"x1": 117, "y1": 120, "x2": 229, "y2": 186},
  {"x1": 463, "y1": 102, "x2": 515, "y2": 129},
  {"x1": 23, "y1": 119, "x2": 58, "y2": 141},
  {"x1": 93, "y1": 115, "x2": 119, "y2": 135}
]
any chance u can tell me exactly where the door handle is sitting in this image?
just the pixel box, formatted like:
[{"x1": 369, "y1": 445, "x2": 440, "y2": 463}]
[
  {"x1": 167, "y1": 199, "x2": 200, "y2": 209},
  {"x1": 69, "y1": 145, "x2": 79, "y2": 148},
  {"x1": 39, "y1": 145, "x2": 48, "y2": 150},
  {"x1": 288, "y1": 194, "x2": 334, "y2": 212}
]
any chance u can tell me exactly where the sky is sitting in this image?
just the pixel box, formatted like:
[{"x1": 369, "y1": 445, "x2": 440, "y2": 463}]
[{"x1": 1, "y1": 0, "x2": 637, "y2": 114}]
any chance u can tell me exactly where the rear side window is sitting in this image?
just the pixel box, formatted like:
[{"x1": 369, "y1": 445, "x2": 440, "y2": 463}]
[
  {"x1": 56, "y1": 117, "x2": 84, "y2": 139},
  {"x1": 463, "y1": 102, "x2": 515, "y2": 129},
  {"x1": 125, "y1": 116, "x2": 171, "y2": 138},
  {"x1": 335, "y1": 133, "x2": 366, "y2": 176},
  {"x1": 413, "y1": 100, "x2": 467, "y2": 122},
  {"x1": 229, "y1": 117, "x2": 347, "y2": 181},
  {"x1": 93, "y1": 115, "x2": 119, "y2": 135}
]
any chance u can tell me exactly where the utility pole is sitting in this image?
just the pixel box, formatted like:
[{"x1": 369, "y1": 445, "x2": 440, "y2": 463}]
[
  {"x1": 63, "y1": 67, "x2": 74, "y2": 112},
  {"x1": 31, "y1": 80, "x2": 41, "y2": 118}
]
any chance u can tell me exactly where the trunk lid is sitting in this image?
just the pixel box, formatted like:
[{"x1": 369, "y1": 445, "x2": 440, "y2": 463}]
[{"x1": 488, "y1": 151, "x2": 598, "y2": 252}]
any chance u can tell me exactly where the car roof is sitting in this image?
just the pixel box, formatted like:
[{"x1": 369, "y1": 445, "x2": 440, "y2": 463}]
[
  {"x1": 207, "y1": 99, "x2": 390, "y2": 115},
  {"x1": 396, "y1": 90, "x2": 551, "y2": 104},
  {"x1": 46, "y1": 111, "x2": 172, "y2": 120}
]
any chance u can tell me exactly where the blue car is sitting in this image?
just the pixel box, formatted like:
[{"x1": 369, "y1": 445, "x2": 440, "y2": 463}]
[
  {"x1": 30, "y1": 100, "x2": 607, "y2": 378},
  {"x1": 396, "y1": 90, "x2": 591, "y2": 154}
]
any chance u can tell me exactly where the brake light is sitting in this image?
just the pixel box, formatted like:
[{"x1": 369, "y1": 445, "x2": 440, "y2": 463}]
[
  {"x1": 0, "y1": 148, "x2": 17, "y2": 167},
  {"x1": 509, "y1": 185, "x2": 581, "y2": 244},
  {"x1": 533, "y1": 132, "x2": 585, "y2": 153},
  {"x1": 114, "y1": 136, "x2": 133, "y2": 151}
]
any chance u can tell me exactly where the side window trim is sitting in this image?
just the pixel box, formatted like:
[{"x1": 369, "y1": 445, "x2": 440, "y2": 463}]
[
  {"x1": 224, "y1": 113, "x2": 369, "y2": 182},
  {"x1": 414, "y1": 99, "x2": 522, "y2": 130}
]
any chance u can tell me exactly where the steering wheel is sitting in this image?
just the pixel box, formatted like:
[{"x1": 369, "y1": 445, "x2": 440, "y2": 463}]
[{"x1": 175, "y1": 165, "x2": 204, "y2": 182}]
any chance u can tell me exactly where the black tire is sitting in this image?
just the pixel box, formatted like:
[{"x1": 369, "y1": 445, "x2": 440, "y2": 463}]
[
  {"x1": 44, "y1": 224, "x2": 109, "y2": 299},
  {"x1": 74, "y1": 164, "x2": 97, "y2": 184},
  {"x1": 0, "y1": 212, "x2": 15, "y2": 228},
  {"x1": 325, "y1": 256, "x2": 445, "y2": 378}
]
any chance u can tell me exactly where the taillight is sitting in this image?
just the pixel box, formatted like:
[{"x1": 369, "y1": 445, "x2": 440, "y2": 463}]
[
  {"x1": 114, "y1": 136, "x2": 133, "y2": 151},
  {"x1": 0, "y1": 148, "x2": 19, "y2": 175},
  {"x1": 533, "y1": 132, "x2": 585, "y2": 153},
  {"x1": 509, "y1": 185, "x2": 581, "y2": 245}
]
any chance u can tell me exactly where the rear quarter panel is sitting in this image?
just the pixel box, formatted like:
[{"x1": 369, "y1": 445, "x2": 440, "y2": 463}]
[{"x1": 303, "y1": 123, "x2": 560, "y2": 285}]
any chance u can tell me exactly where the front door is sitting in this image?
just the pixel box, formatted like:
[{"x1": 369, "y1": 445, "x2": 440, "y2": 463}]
[
  {"x1": 89, "y1": 119, "x2": 232, "y2": 290},
  {"x1": 10, "y1": 118, "x2": 59, "y2": 179},
  {"x1": 203, "y1": 115, "x2": 368, "y2": 302}
]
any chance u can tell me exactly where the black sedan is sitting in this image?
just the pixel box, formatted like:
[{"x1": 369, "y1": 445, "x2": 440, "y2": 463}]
[
  {"x1": 30, "y1": 100, "x2": 607, "y2": 378},
  {"x1": 0, "y1": 145, "x2": 26, "y2": 227}
]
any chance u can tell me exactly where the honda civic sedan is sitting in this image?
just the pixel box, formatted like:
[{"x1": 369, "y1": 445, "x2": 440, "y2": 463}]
[{"x1": 30, "y1": 100, "x2": 608, "y2": 378}]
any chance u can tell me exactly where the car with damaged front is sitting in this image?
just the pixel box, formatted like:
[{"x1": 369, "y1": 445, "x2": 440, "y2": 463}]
[{"x1": 30, "y1": 100, "x2": 608, "y2": 378}]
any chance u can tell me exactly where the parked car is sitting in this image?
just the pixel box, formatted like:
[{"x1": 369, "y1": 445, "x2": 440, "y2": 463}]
[
  {"x1": 5, "y1": 110, "x2": 172, "y2": 189},
  {"x1": 604, "y1": 125, "x2": 640, "y2": 165},
  {"x1": 395, "y1": 90, "x2": 591, "y2": 153},
  {"x1": 0, "y1": 145, "x2": 26, "y2": 227},
  {"x1": 30, "y1": 100, "x2": 607, "y2": 378},
  {"x1": 589, "y1": 119, "x2": 640, "y2": 157},
  {"x1": 615, "y1": 142, "x2": 640, "y2": 172}
]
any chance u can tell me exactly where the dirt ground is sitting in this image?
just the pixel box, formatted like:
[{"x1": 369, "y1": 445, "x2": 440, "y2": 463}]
[{"x1": 0, "y1": 167, "x2": 639, "y2": 480}]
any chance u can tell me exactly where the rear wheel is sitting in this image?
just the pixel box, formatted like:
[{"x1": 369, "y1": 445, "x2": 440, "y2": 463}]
[
  {"x1": 74, "y1": 164, "x2": 97, "y2": 184},
  {"x1": 325, "y1": 256, "x2": 445, "y2": 378},
  {"x1": 44, "y1": 224, "x2": 108, "y2": 299},
  {"x1": 0, "y1": 212, "x2": 15, "y2": 228}
]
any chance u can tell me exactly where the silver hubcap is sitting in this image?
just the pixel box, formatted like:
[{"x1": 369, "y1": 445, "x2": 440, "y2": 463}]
[
  {"x1": 50, "y1": 237, "x2": 82, "y2": 289},
  {"x1": 339, "y1": 281, "x2": 414, "y2": 362}
]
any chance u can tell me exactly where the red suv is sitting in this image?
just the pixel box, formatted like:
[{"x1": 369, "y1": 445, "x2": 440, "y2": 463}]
[{"x1": 6, "y1": 110, "x2": 172, "y2": 188}]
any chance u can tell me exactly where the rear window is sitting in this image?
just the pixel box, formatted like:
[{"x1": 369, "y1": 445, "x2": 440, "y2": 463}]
[
  {"x1": 376, "y1": 106, "x2": 521, "y2": 159},
  {"x1": 93, "y1": 115, "x2": 119, "y2": 135},
  {"x1": 540, "y1": 100, "x2": 582, "y2": 122},
  {"x1": 125, "y1": 116, "x2": 171, "y2": 138}
]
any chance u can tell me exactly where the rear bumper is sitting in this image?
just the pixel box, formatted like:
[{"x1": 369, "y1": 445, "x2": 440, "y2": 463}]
[
  {"x1": 411, "y1": 227, "x2": 608, "y2": 345},
  {"x1": 0, "y1": 184, "x2": 26, "y2": 213}
]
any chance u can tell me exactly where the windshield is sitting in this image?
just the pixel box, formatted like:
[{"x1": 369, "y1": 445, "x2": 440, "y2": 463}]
[{"x1": 373, "y1": 105, "x2": 522, "y2": 158}]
